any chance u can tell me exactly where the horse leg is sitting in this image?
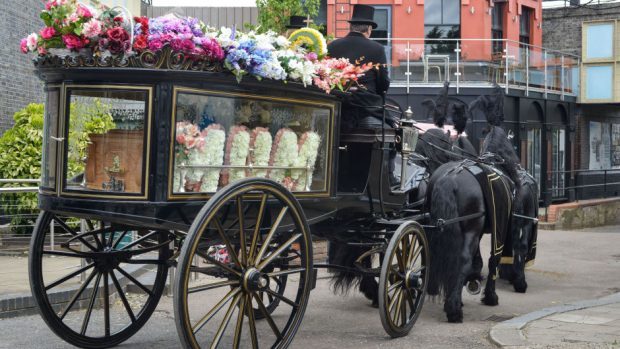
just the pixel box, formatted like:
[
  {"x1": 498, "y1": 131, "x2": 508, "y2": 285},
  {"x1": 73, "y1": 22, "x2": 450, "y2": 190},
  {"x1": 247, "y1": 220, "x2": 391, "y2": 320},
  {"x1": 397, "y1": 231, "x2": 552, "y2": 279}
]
[
  {"x1": 444, "y1": 229, "x2": 477, "y2": 322},
  {"x1": 482, "y1": 252, "x2": 501, "y2": 306},
  {"x1": 511, "y1": 222, "x2": 530, "y2": 293}
]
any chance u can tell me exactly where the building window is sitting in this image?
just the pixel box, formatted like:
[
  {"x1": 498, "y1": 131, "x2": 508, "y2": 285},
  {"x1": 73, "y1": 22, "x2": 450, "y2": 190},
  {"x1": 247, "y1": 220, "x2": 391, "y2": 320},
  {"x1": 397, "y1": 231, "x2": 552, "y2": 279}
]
[
  {"x1": 491, "y1": 3, "x2": 504, "y2": 54},
  {"x1": 519, "y1": 7, "x2": 532, "y2": 45},
  {"x1": 424, "y1": 0, "x2": 460, "y2": 56},
  {"x1": 526, "y1": 128, "x2": 542, "y2": 195},
  {"x1": 551, "y1": 128, "x2": 566, "y2": 198},
  {"x1": 585, "y1": 65, "x2": 613, "y2": 100},
  {"x1": 585, "y1": 23, "x2": 614, "y2": 60}
]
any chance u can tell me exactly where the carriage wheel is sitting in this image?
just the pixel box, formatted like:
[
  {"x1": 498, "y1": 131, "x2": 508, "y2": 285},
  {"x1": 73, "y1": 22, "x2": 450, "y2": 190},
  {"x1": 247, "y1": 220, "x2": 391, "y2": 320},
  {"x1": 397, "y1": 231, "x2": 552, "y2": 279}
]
[
  {"x1": 174, "y1": 178, "x2": 313, "y2": 349},
  {"x1": 378, "y1": 221, "x2": 429, "y2": 338},
  {"x1": 29, "y1": 211, "x2": 170, "y2": 349}
]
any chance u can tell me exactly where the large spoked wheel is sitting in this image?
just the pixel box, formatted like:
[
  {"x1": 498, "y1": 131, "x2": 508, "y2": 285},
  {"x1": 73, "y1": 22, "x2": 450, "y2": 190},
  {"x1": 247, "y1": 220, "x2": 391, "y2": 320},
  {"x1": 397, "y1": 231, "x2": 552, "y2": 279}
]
[
  {"x1": 378, "y1": 221, "x2": 429, "y2": 338},
  {"x1": 29, "y1": 211, "x2": 171, "y2": 348},
  {"x1": 174, "y1": 178, "x2": 313, "y2": 349}
]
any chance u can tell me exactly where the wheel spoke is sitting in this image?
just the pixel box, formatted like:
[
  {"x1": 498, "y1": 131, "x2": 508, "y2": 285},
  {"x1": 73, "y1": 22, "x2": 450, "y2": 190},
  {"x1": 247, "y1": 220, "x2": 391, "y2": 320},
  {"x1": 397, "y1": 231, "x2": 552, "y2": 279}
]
[
  {"x1": 192, "y1": 287, "x2": 240, "y2": 334},
  {"x1": 103, "y1": 272, "x2": 110, "y2": 337},
  {"x1": 209, "y1": 293, "x2": 242, "y2": 349},
  {"x1": 389, "y1": 288, "x2": 402, "y2": 314},
  {"x1": 124, "y1": 259, "x2": 167, "y2": 265},
  {"x1": 43, "y1": 250, "x2": 89, "y2": 258},
  {"x1": 408, "y1": 244, "x2": 423, "y2": 269},
  {"x1": 264, "y1": 288, "x2": 299, "y2": 308},
  {"x1": 253, "y1": 292, "x2": 283, "y2": 340},
  {"x1": 253, "y1": 207, "x2": 288, "y2": 265},
  {"x1": 267, "y1": 267, "x2": 304, "y2": 278},
  {"x1": 232, "y1": 293, "x2": 246, "y2": 349},
  {"x1": 236, "y1": 196, "x2": 248, "y2": 266},
  {"x1": 387, "y1": 280, "x2": 403, "y2": 294},
  {"x1": 53, "y1": 217, "x2": 97, "y2": 252},
  {"x1": 406, "y1": 235, "x2": 419, "y2": 266},
  {"x1": 80, "y1": 272, "x2": 102, "y2": 335},
  {"x1": 393, "y1": 289, "x2": 404, "y2": 327},
  {"x1": 45, "y1": 263, "x2": 94, "y2": 291},
  {"x1": 59, "y1": 268, "x2": 97, "y2": 320},
  {"x1": 246, "y1": 294, "x2": 259, "y2": 349},
  {"x1": 115, "y1": 266, "x2": 153, "y2": 296},
  {"x1": 212, "y1": 219, "x2": 242, "y2": 268},
  {"x1": 400, "y1": 289, "x2": 407, "y2": 326},
  {"x1": 257, "y1": 233, "x2": 301, "y2": 271},
  {"x1": 120, "y1": 231, "x2": 158, "y2": 251},
  {"x1": 112, "y1": 230, "x2": 130, "y2": 249},
  {"x1": 188, "y1": 280, "x2": 239, "y2": 294},
  {"x1": 248, "y1": 194, "x2": 268, "y2": 264},
  {"x1": 110, "y1": 270, "x2": 136, "y2": 322}
]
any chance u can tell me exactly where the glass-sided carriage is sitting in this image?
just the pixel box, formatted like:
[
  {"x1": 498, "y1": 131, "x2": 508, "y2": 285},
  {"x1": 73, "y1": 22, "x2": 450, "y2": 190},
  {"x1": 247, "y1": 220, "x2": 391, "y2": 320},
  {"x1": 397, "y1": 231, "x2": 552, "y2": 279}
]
[{"x1": 31, "y1": 62, "x2": 429, "y2": 348}]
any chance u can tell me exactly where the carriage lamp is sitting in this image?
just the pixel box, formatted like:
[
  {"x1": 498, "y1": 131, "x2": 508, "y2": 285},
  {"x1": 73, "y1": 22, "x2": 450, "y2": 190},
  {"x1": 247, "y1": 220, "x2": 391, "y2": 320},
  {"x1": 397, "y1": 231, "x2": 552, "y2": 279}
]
[{"x1": 396, "y1": 117, "x2": 419, "y2": 191}]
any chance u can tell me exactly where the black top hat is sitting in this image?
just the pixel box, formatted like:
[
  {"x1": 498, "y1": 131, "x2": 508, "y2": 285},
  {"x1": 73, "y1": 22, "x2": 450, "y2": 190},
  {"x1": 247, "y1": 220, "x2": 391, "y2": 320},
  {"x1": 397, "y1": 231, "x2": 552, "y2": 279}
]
[
  {"x1": 286, "y1": 15, "x2": 307, "y2": 29},
  {"x1": 348, "y1": 4, "x2": 378, "y2": 29}
]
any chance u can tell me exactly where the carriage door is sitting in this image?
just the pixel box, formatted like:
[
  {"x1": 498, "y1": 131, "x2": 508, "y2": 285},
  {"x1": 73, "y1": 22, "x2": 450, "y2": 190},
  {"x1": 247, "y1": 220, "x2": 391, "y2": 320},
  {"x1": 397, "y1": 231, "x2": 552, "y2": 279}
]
[{"x1": 369, "y1": 5, "x2": 392, "y2": 74}]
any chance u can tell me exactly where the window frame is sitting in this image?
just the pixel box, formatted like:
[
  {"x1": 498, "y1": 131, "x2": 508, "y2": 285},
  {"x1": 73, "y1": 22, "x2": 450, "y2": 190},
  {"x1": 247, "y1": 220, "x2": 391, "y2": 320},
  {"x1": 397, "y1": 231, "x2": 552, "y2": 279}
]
[{"x1": 59, "y1": 84, "x2": 154, "y2": 200}]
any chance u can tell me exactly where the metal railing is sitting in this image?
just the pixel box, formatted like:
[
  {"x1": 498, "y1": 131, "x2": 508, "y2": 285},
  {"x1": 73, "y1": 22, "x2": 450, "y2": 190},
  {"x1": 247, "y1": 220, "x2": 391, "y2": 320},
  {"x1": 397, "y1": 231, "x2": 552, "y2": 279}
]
[
  {"x1": 369, "y1": 37, "x2": 580, "y2": 98},
  {"x1": 547, "y1": 169, "x2": 620, "y2": 201},
  {"x1": 0, "y1": 179, "x2": 40, "y2": 254}
]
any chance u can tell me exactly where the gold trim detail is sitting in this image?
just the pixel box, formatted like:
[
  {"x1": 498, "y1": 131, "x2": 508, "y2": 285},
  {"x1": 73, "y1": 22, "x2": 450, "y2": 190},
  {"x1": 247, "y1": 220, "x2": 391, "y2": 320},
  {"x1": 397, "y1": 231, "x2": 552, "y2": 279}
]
[{"x1": 59, "y1": 84, "x2": 153, "y2": 200}]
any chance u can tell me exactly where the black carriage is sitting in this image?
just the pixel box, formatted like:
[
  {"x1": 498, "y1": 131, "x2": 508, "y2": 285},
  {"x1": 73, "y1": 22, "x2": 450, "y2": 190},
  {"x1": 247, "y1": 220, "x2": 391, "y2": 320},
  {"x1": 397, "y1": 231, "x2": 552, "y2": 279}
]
[{"x1": 30, "y1": 61, "x2": 430, "y2": 348}]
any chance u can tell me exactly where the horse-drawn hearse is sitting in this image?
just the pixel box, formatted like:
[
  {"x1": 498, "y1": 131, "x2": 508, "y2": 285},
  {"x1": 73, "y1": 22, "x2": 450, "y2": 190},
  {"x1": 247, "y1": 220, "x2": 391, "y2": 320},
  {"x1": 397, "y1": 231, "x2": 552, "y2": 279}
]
[{"x1": 22, "y1": 6, "x2": 538, "y2": 348}]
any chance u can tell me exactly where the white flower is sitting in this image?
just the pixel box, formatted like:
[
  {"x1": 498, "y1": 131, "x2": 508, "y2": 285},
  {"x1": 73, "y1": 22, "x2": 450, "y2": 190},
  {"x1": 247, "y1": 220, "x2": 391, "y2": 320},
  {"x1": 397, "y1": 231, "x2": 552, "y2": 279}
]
[
  {"x1": 216, "y1": 26, "x2": 237, "y2": 49},
  {"x1": 248, "y1": 128, "x2": 272, "y2": 178},
  {"x1": 269, "y1": 129, "x2": 298, "y2": 185},
  {"x1": 26, "y1": 33, "x2": 38, "y2": 51},
  {"x1": 292, "y1": 132, "x2": 321, "y2": 191},
  {"x1": 228, "y1": 129, "x2": 251, "y2": 183},
  {"x1": 275, "y1": 35, "x2": 290, "y2": 49}
]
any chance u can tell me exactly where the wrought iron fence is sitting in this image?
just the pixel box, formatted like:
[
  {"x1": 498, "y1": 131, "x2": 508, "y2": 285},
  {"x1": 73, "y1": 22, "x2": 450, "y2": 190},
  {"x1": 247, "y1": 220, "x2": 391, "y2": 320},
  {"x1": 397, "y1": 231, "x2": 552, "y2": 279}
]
[{"x1": 547, "y1": 169, "x2": 620, "y2": 201}]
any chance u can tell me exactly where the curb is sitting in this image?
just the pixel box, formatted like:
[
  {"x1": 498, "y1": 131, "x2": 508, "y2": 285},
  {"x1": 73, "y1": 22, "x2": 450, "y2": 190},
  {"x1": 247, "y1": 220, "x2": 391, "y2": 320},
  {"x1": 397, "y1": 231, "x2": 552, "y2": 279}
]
[{"x1": 489, "y1": 292, "x2": 620, "y2": 347}]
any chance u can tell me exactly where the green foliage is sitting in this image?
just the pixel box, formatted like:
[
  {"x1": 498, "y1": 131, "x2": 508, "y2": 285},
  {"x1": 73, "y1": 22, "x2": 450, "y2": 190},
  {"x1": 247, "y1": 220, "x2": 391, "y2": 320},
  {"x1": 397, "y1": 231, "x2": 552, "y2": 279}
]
[
  {"x1": 256, "y1": 0, "x2": 320, "y2": 34},
  {"x1": 0, "y1": 104, "x2": 45, "y2": 219},
  {"x1": 0, "y1": 101, "x2": 114, "y2": 233},
  {"x1": 67, "y1": 99, "x2": 115, "y2": 178}
]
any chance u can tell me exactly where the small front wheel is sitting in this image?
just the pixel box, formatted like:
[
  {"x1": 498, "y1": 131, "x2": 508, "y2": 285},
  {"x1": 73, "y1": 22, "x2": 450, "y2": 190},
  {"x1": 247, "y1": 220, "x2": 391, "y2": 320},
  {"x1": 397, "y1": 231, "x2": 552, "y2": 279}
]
[
  {"x1": 174, "y1": 178, "x2": 313, "y2": 348},
  {"x1": 379, "y1": 221, "x2": 429, "y2": 338}
]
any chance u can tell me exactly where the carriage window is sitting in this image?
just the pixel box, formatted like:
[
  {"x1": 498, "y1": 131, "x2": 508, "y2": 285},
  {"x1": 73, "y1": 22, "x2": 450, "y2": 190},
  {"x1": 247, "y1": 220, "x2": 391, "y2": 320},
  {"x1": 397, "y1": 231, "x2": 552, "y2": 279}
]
[
  {"x1": 42, "y1": 87, "x2": 60, "y2": 189},
  {"x1": 171, "y1": 89, "x2": 332, "y2": 194},
  {"x1": 64, "y1": 88, "x2": 149, "y2": 195}
]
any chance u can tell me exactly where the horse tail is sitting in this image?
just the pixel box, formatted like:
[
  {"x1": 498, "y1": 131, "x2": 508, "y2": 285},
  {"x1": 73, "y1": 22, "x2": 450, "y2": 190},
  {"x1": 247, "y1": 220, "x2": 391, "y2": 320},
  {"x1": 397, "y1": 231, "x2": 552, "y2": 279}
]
[
  {"x1": 428, "y1": 174, "x2": 463, "y2": 298},
  {"x1": 328, "y1": 242, "x2": 367, "y2": 295}
]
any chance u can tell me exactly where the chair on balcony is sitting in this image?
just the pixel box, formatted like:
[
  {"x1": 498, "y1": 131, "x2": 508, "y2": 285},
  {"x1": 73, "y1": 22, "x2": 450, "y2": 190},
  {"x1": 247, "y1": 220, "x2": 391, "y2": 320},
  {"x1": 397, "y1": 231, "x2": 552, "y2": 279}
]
[{"x1": 423, "y1": 54, "x2": 450, "y2": 82}]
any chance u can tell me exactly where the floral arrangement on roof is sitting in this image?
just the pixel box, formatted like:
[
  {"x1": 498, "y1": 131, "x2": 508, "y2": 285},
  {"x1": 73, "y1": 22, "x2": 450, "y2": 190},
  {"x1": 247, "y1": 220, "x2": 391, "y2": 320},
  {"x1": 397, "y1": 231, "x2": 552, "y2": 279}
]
[{"x1": 20, "y1": 0, "x2": 378, "y2": 94}]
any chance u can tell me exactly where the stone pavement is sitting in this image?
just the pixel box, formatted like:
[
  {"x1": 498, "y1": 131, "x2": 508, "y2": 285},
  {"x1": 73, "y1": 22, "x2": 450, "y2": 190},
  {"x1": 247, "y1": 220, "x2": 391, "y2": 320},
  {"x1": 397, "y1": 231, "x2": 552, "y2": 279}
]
[{"x1": 490, "y1": 292, "x2": 620, "y2": 348}]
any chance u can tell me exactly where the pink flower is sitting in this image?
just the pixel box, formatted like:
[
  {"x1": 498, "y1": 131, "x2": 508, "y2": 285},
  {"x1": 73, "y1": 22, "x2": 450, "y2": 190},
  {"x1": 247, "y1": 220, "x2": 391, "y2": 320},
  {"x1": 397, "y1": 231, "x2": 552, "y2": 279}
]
[
  {"x1": 82, "y1": 19, "x2": 102, "y2": 38},
  {"x1": 62, "y1": 34, "x2": 86, "y2": 50},
  {"x1": 68, "y1": 13, "x2": 79, "y2": 23},
  {"x1": 148, "y1": 39, "x2": 164, "y2": 51},
  {"x1": 20, "y1": 39, "x2": 28, "y2": 53},
  {"x1": 40, "y1": 27, "x2": 56, "y2": 40},
  {"x1": 38, "y1": 46, "x2": 48, "y2": 55},
  {"x1": 76, "y1": 4, "x2": 93, "y2": 19},
  {"x1": 26, "y1": 33, "x2": 38, "y2": 51},
  {"x1": 305, "y1": 52, "x2": 318, "y2": 61},
  {"x1": 176, "y1": 133, "x2": 186, "y2": 145}
]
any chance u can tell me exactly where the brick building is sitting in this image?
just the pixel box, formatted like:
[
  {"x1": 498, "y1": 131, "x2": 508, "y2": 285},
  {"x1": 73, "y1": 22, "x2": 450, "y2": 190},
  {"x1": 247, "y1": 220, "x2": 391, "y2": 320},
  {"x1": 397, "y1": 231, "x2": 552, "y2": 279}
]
[
  {"x1": 0, "y1": 0, "x2": 45, "y2": 133},
  {"x1": 544, "y1": 3, "x2": 620, "y2": 199}
]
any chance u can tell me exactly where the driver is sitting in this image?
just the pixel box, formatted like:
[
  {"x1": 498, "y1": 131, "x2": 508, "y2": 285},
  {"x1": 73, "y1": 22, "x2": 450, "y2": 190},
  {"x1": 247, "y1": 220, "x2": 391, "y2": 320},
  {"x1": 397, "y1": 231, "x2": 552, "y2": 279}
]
[{"x1": 327, "y1": 4, "x2": 390, "y2": 129}]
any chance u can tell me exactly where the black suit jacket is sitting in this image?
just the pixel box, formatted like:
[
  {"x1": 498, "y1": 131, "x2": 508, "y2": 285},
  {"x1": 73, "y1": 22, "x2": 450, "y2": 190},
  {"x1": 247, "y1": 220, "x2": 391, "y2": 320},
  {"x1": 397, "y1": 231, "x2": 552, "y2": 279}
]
[{"x1": 327, "y1": 32, "x2": 390, "y2": 126}]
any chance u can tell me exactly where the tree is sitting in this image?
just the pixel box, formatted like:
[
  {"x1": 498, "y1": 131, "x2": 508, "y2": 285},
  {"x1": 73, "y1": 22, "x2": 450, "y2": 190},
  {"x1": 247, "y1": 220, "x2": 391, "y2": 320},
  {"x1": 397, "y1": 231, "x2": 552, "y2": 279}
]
[{"x1": 256, "y1": 0, "x2": 320, "y2": 34}]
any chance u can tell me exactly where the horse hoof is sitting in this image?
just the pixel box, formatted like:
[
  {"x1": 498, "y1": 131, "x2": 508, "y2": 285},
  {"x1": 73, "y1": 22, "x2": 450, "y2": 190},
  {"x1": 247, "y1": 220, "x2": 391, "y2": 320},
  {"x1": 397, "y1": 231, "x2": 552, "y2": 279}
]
[
  {"x1": 482, "y1": 292, "x2": 499, "y2": 306},
  {"x1": 447, "y1": 312, "x2": 463, "y2": 323},
  {"x1": 371, "y1": 299, "x2": 379, "y2": 308},
  {"x1": 513, "y1": 278, "x2": 528, "y2": 293},
  {"x1": 466, "y1": 280, "x2": 482, "y2": 295}
]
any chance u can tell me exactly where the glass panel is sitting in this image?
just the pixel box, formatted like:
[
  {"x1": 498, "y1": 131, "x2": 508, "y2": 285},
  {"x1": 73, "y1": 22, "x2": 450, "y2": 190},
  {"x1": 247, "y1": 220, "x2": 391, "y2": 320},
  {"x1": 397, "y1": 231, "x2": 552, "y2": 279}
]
[
  {"x1": 585, "y1": 65, "x2": 613, "y2": 100},
  {"x1": 65, "y1": 89, "x2": 149, "y2": 194},
  {"x1": 526, "y1": 128, "x2": 542, "y2": 195},
  {"x1": 519, "y1": 8, "x2": 531, "y2": 36},
  {"x1": 425, "y1": 26, "x2": 460, "y2": 57},
  {"x1": 585, "y1": 23, "x2": 613, "y2": 60},
  {"x1": 443, "y1": 0, "x2": 460, "y2": 25},
  {"x1": 424, "y1": 0, "x2": 442, "y2": 25},
  {"x1": 551, "y1": 128, "x2": 566, "y2": 198},
  {"x1": 172, "y1": 90, "x2": 332, "y2": 193},
  {"x1": 528, "y1": 46, "x2": 545, "y2": 89},
  {"x1": 42, "y1": 88, "x2": 60, "y2": 189}
]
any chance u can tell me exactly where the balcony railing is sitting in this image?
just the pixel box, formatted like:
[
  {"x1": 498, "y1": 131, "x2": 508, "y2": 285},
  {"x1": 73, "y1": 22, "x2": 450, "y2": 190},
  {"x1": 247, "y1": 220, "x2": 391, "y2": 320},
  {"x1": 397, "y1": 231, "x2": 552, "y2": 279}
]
[{"x1": 370, "y1": 38, "x2": 580, "y2": 98}]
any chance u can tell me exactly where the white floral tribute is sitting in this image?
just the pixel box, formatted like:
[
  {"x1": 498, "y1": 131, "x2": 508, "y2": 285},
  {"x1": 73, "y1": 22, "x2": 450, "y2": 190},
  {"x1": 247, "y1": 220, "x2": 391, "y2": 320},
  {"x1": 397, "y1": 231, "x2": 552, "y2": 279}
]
[
  {"x1": 221, "y1": 125, "x2": 251, "y2": 186},
  {"x1": 268, "y1": 128, "x2": 298, "y2": 190},
  {"x1": 292, "y1": 131, "x2": 321, "y2": 191},
  {"x1": 247, "y1": 127, "x2": 272, "y2": 178},
  {"x1": 189, "y1": 124, "x2": 225, "y2": 192}
]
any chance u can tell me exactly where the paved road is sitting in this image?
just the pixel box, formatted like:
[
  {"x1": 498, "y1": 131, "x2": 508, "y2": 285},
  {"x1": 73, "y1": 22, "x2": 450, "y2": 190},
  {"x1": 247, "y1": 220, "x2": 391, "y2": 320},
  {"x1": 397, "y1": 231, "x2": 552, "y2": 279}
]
[{"x1": 1, "y1": 225, "x2": 620, "y2": 349}]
